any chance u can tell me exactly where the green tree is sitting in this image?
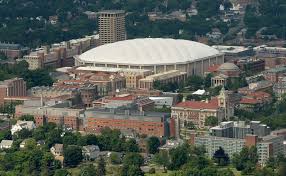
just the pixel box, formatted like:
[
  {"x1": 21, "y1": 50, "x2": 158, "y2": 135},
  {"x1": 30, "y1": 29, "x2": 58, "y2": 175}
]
[
  {"x1": 147, "y1": 136, "x2": 160, "y2": 154},
  {"x1": 80, "y1": 164, "x2": 97, "y2": 176},
  {"x1": 63, "y1": 145, "x2": 83, "y2": 167},
  {"x1": 213, "y1": 147, "x2": 229, "y2": 166},
  {"x1": 19, "y1": 115, "x2": 34, "y2": 121},
  {"x1": 168, "y1": 144, "x2": 190, "y2": 170},
  {"x1": 153, "y1": 150, "x2": 170, "y2": 171},
  {"x1": 63, "y1": 133, "x2": 78, "y2": 146},
  {"x1": 14, "y1": 128, "x2": 32, "y2": 139},
  {"x1": 205, "y1": 116, "x2": 218, "y2": 127},
  {"x1": 124, "y1": 138, "x2": 139, "y2": 152},
  {"x1": 54, "y1": 169, "x2": 69, "y2": 176},
  {"x1": 97, "y1": 156, "x2": 106, "y2": 176},
  {"x1": 186, "y1": 75, "x2": 204, "y2": 91},
  {"x1": 110, "y1": 152, "x2": 121, "y2": 164},
  {"x1": 123, "y1": 153, "x2": 144, "y2": 167}
]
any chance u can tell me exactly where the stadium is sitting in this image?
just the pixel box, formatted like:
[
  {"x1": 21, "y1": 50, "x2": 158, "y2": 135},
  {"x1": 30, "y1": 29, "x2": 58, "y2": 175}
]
[{"x1": 74, "y1": 38, "x2": 224, "y2": 76}]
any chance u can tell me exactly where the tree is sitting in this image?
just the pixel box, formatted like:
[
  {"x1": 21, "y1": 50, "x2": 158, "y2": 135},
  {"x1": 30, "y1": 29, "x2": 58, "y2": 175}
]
[
  {"x1": 19, "y1": 115, "x2": 34, "y2": 121},
  {"x1": 153, "y1": 150, "x2": 170, "y2": 171},
  {"x1": 121, "y1": 153, "x2": 144, "y2": 176},
  {"x1": 213, "y1": 147, "x2": 229, "y2": 166},
  {"x1": 63, "y1": 145, "x2": 83, "y2": 167},
  {"x1": 147, "y1": 136, "x2": 160, "y2": 154},
  {"x1": 123, "y1": 153, "x2": 144, "y2": 167},
  {"x1": 97, "y1": 156, "x2": 106, "y2": 176},
  {"x1": 205, "y1": 116, "x2": 218, "y2": 127},
  {"x1": 63, "y1": 133, "x2": 78, "y2": 146},
  {"x1": 232, "y1": 146, "x2": 258, "y2": 173},
  {"x1": 110, "y1": 152, "x2": 121, "y2": 164},
  {"x1": 278, "y1": 162, "x2": 286, "y2": 176},
  {"x1": 54, "y1": 169, "x2": 69, "y2": 176},
  {"x1": 168, "y1": 144, "x2": 190, "y2": 170},
  {"x1": 186, "y1": 75, "x2": 204, "y2": 91},
  {"x1": 14, "y1": 128, "x2": 32, "y2": 139},
  {"x1": 80, "y1": 164, "x2": 97, "y2": 176},
  {"x1": 123, "y1": 165, "x2": 144, "y2": 176},
  {"x1": 204, "y1": 73, "x2": 213, "y2": 88},
  {"x1": 124, "y1": 139, "x2": 139, "y2": 152}
]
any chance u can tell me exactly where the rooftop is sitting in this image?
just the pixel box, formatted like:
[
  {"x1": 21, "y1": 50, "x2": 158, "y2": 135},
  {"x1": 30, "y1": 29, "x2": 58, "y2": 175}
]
[
  {"x1": 140, "y1": 70, "x2": 186, "y2": 82},
  {"x1": 212, "y1": 45, "x2": 251, "y2": 53},
  {"x1": 174, "y1": 98, "x2": 219, "y2": 110},
  {"x1": 78, "y1": 38, "x2": 221, "y2": 65}
]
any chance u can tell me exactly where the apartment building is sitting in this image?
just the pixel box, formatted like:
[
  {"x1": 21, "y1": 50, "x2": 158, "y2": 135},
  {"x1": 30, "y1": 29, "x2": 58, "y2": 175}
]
[
  {"x1": 0, "y1": 78, "x2": 27, "y2": 105},
  {"x1": 23, "y1": 35, "x2": 99, "y2": 70},
  {"x1": 98, "y1": 10, "x2": 126, "y2": 45},
  {"x1": 0, "y1": 43, "x2": 29, "y2": 59}
]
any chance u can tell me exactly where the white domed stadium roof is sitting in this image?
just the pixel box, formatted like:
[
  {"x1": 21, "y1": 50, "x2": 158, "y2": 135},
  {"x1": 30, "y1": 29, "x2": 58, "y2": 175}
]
[{"x1": 78, "y1": 38, "x2": 220, "y2": 65}]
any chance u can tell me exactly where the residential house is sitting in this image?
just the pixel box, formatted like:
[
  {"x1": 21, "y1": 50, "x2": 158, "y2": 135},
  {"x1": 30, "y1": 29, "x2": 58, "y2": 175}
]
[
  {"x1": 0, "y1": 140, "x2": 13, "y2": 149},
  {"x1": 50, "y1": 144, "x2": 64, "y2": 156},
  {"x1": 82, "y1": 145, "x2": 100, "y2": 161},
  {"x1": 11, "y1": 120, "x2": 36, "y2": 135}
]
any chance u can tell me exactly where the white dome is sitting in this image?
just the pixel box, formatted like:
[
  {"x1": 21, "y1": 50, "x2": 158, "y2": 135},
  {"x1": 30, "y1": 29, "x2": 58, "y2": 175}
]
[{"x1": 78, "y1": 38, "x2": 220, "y2": 65}]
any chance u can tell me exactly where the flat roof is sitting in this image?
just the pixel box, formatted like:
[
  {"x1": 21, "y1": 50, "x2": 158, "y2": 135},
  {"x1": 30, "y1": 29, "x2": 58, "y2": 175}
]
[
  {"x1": 140, "y1": 70, "x2": 186, "y2": 81},
  {"x1": 212, "y1": 45, "x2": 251, "y2": 53},
  {"x1": 76, "y1": 66, "x2": 151, "y2": 73}
]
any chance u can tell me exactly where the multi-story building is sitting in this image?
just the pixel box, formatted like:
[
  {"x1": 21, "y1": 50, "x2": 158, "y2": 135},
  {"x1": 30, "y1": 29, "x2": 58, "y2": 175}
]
[
  {"x1": 212, "y1": 45, "x2": 253, "y2": 61},
  {"x1": 210, "y1": 121, "x2": 270, "y2": 139},
  {"x1": 98, "y1": 10, "x2": 126, "y2": 45},
  {"x1": 69, "y1": 66, "x2": 152, "y2": 89},
  {"x1": 84, "y1": 108, "x2": 168, "y2": 137},
  {"x1": 23, "y1": 35, "x2": 99, "y2": 70},
  {"x1": 171, "y1": 88, "x2": 234, "y2": 138},
  {"x1": 139, "y1": 70, "x2": 187, "y2": 90},
  {"x1": 263, "y1": 66, "x2": 286, "y2": 83},
  {"x1": 191, "y1": 121, "x2": 284, "y2": 166},
  {"x1": 0, "y1": 78, "x2": 27, "y2": 105},
  {"x1": 193, "y1": 135, "x2": 246, "y2": 158},
  {"x1": 235, "y1": 57, "x2": 265, "y2": 74},
  {"x1": 239, "y1": 91, "x2": 272, "y2": 112},
  {"x1": 273, "y1": 77, "x2": 286, "y2": 100},
  {"x1": 0, "y1": 43, "x2": 29, "y2": 59},
  {"x1": 254, "y1": 45, "x2": 286, "y2": 58},
  {"x1": 30, "y1": 86, "x2": 79, "y2": 98}
]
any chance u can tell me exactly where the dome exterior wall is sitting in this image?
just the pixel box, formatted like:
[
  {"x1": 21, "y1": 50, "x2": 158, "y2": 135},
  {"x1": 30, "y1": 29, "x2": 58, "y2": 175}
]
[{"x1": 75, "y1": 38, "x2": 225, "y2": 76}]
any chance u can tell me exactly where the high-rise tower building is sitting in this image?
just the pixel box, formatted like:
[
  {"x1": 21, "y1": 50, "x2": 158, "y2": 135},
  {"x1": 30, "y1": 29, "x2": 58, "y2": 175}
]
[{"x1": 98, "y1": 10, "x2": 126, "y2": 45}]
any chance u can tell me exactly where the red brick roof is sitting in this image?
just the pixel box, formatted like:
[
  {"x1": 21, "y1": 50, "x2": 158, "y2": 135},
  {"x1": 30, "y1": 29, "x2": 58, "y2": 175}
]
[
  {"x1": 247, "y1": 91, "x2": 271, "y2": 99},
  {"x1": 207, "y1": 64, "x2": 220, "y2": 73},
  {"x1": 240, "y1": 98, "x2": 259, "y2": 104},
  {"x1": 175, "y1": 98, "x2": 219, "y2": 109}
]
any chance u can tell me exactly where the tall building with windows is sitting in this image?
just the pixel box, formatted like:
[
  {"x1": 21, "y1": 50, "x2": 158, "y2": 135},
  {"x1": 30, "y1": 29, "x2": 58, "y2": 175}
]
[{"x1": 98, "y1": 10, "x2": 126, "y2": 45}]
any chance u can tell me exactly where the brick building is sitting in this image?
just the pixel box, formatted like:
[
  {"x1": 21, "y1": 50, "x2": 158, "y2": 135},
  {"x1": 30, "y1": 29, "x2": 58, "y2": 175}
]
[
  {"x1": 139, "y1": 70, "x2": 187, "y2": 90},
  {"x1": 171, "y1": 88, "x2": 234, "y2": 138},
  {"x1": 84, "y1": 109, "x2": 168, "y2": 137},
  {"x1": 0, "y1": 43, "x2": 29, "y2": 59},
  {"x1": 263, "y1": 66, "x2": 286, "y2": 83},
  {"x1": 0, "y1": 78, "x2": 27, "y2": 105}
]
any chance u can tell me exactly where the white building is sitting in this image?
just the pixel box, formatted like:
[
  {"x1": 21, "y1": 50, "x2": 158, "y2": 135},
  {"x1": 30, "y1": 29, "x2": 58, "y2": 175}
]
[
  {"x1": 149, "y1": 97, "x2": 174, "y2": 108},
  {"x1": 0, "y1": 140, "x2": 13, "y2": 149},
  {"x1": 11, "y1": 120, "x2": 36, "y2": 135}
]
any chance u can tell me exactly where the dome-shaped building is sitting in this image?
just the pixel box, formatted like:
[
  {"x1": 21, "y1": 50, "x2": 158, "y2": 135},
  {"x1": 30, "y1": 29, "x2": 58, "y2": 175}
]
[
  {"x1": 218, "y1": 62, "x2": 240, "y2": 77},
  {"x1": 74, "y1": 38, "x2": 224, "y2": 76}
]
